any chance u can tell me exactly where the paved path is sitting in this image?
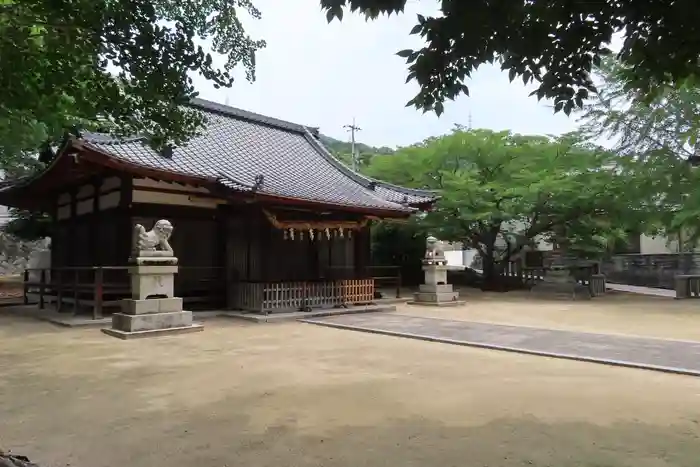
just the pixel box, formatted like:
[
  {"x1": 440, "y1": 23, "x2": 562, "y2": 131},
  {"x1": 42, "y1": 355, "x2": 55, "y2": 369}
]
[
  {"x1": 607, "y1": 283, "x2": 676, "y2": 297},
  {"x1": 302, "y1": 314, "x2": 700, "y2": 376}
]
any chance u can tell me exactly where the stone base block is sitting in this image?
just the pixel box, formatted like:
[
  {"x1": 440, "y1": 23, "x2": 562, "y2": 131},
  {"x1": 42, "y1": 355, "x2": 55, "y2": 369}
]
[
  {"x1": 407, "y1": 300, "x2": 466, "y2": 307},
  {"x1": 101, "y1": 324, "x2": 203, "y2": 340},
  {"x1": 121, "y1": 298, "x2": 183, "y2": 315},
  {"x1": 112, "y1": 310, "x2": 193, "y2": 332},
  {"x1": 530, "y1": 282, "x2": 591, "y2": 300},
  {"x1": 419, "y1": 284, "x2": 455, "y2": 293},
  {"x1": 413, "y1": 291, "x2": 460, "y2": 303}
]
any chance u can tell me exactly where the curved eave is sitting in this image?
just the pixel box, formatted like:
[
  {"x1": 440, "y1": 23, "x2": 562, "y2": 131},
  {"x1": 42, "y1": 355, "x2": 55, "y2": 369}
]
[
  {"x1": 238, "y1": 191, "x2": 415, "y2": 218},
  {"x1": 78, "y1": 142, "x2": 415, "y2": 218},
  {"x1": 77, "y1": 141, "x2": 217, "y2": 187},
  {"x1": 0, "y1": 138, "x2": 416, "y2": 219},
  {"x1": 0, "y1": 144, "x2": 90, "y2": 210}
]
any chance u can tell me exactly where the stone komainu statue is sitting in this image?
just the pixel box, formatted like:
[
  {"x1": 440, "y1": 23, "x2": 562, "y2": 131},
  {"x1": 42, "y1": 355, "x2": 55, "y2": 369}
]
[{"x1": 132, "y1": 219, "x2": 174, "y2": 257}]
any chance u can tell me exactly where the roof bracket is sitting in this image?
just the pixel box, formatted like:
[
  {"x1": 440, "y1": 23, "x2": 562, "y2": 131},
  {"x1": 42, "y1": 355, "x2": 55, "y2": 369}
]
[{"x1": 253, "y1": 174, "x2": 265, "y2": 191}]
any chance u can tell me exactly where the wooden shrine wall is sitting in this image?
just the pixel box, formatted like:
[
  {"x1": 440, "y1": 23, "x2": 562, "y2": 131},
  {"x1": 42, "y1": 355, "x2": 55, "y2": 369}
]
[
  {"x1": 49, "y1": 174, "x2": 372, "y2": 287},
  {"x1": 225, "y1": 208, "x2": 368, "y2": 283},
  {"x1": 51, "y1": 175, "x2": 128, "y2": 268}
]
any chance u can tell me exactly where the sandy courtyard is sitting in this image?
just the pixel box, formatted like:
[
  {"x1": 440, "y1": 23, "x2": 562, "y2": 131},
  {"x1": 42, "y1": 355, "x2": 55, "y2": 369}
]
[
  {"x1": 1, "y1": 310, "x2": 700, "y2": 467},
  {"x1": 397, "y1": 289, "x2": 700, "y2": 341}
]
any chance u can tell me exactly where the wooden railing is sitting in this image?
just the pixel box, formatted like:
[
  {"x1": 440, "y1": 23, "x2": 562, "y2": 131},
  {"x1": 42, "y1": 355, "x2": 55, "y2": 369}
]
[
  {"x1": 23, "y1": 266, "x2": 226, "y2": 319},
  {"x1": 24, "y1": 267, "x2": 130, "y2": 319},
  {"x1": 233, "y1": 279, "x2": 375, "y2": 314},
  {"x1": 326, "y1": 265, "x2": 401, "y2": 299},
  {"x1": 500, "y1": 261, "x2": 607, "y2": 297},
  {"x1": 368, "y1": 265, "x2": 402, "y2": 299},
  {"x1": 501, "y1": 262, "x2": 546, "y2": 284},
  {"x1": 674, "y1": 275, "x2": 700, "y2": 299}
]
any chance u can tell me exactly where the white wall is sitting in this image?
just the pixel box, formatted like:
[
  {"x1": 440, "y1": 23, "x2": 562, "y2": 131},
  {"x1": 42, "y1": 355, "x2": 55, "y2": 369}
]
[
  {"x1": 494, "y1": 219, "x2": 553, "y2": 251},
  {"x1": 637, "y1": 233, "x2": 700, "y2": 254},
  {"x1": 0, "y1": 205, "x2": 9, "y2": 227}
]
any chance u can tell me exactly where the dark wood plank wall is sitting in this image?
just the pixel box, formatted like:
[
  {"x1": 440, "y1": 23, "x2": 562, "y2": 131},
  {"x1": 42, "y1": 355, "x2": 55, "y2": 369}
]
[
  {"x1": 51, "y1": 175, "x2": 128, "y2": 270},
  {"x1": 224, "y1": 207, "x2": 367, "y2": 282},
  {"x1": 131, "y1": 203, "x2": 219, "y2": 298},
  {"x1": 49, "y1": 178, "x2": 373, "y2": 296}
]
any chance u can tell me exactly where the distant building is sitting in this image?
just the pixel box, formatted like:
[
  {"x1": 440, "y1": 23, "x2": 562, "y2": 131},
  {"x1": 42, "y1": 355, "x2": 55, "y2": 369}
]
[{"x1": 0, "y1": 205, "x2": 9, "y2": 227}]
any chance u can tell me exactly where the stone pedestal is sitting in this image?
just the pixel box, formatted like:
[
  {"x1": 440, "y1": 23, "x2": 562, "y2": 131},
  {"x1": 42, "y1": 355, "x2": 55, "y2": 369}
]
[
  {"x1": 530, "y1": 266, "x2": 591, "y2": 300},
  {"x1": 102, "y1": 257, "x2": 203, "y2": 339},
  {"x1": 409, "y1": 263, "x2": 465, "y2": 307}
]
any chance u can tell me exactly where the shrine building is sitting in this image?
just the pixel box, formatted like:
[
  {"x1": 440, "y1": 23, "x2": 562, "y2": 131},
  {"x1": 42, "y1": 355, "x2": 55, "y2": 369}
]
[{"x1": 0, "y1": 99, "x2": 435, "y2": 317}]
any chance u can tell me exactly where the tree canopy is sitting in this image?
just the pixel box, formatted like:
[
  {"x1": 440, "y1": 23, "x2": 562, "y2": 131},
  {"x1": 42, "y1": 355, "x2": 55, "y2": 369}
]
[
  {"x1": 319, "y1": 134, "x2": 393, "y2": 168},
  {"x1": 364, "y1": 128, "x2": 657, "y2": 284},
  {"x1": 580, "y1": 56, "x2": 700, "y2": 249},
  {"x1": 0, "y1": 0, "x2": 265, "y2": 161},
  {"x1": 321, "y1": 0, "x2": 700, "y2": 115}
]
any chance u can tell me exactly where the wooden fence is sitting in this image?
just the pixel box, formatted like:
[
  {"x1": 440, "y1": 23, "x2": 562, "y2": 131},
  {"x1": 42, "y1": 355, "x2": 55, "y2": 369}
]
[
  {"x1": 232, "y1": 279, "x2": 375, "y2": 314},
  {"x1": 500, "y1": 261, "x2": 607, "y2": 297},
  {"x1": 24, "y1": 265, "x2": 390, "y2": 318}
]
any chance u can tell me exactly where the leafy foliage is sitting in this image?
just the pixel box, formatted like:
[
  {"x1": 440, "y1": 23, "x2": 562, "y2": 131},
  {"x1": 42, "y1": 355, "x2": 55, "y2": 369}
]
[
  {"x1": 0, "y1": 0, "x2": 265, "y2": 159},
  {"x1": 321, "y1": 0, "x2": 700, "y2": 116},
  {"x1": 371, "y1": 219, "x2": 427, "y2": 285},
  {"x1": 319, "y1": 134, "x2": 393, "y2": 169},
  {"x1": 580, "y1": 56, "x2": 700, "y2": 249},
  {"x1": 364, "y1": 128, "x2": 656, "y2": 283},
  {"x1": 3, "y1": 208, "x2": 50, "y2": 241},
  {"x1": 580, "y1": 56, "x2": 700, "y2": 160}
]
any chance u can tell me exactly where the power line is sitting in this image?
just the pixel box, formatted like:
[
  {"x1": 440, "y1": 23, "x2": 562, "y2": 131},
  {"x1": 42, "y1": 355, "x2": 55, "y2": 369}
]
[{"x1": 343, "y1": 118, "x2": 362, "y2": 171}]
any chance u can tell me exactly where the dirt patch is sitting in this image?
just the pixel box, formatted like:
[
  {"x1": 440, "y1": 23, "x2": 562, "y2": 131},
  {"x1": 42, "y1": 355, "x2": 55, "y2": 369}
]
[{"x1": 1, "y1": 315, "x2": 699, "y2": 467}]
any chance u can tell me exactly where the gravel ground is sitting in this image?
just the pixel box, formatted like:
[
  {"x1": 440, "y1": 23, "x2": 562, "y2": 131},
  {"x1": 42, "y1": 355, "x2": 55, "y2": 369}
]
[{"x1": 1, "y1": 313, "x2": 699, "y2": 467}]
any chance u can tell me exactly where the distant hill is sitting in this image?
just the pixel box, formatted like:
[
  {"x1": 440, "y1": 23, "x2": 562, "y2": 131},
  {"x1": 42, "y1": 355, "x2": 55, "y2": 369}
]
[{"x1": 318, "y1": 134, "x2": 394, "y2": 168}]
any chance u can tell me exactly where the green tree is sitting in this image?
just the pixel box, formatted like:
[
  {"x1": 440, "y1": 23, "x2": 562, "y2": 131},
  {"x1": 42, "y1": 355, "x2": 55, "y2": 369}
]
[
  {"x1": 580, "y1": 56, "x2": 700, "y2": 250},
  {"x1": 319, "y1": 134, "x2": 393, "y2": 170},
  {"x1": 1, "y1": 0, "x2": 265, "y2": 160},
  {"x1": 365, "y1": 128, "x2": 654, "y2": 287},
  {"x1": 371, "y1": 219, "x2": 427, "y2": 285},
  {"x1": 321, "y1": 0, "x2": 700, "y2": 115}
]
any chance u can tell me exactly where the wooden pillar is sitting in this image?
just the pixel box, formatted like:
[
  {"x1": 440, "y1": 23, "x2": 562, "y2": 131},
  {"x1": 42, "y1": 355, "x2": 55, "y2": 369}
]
[
  {"x1": 118, "y1": 175, "x2": 133, "y2": 265},
  {"x1": 245, "y1": 215, "x2": 252, "y2": 281},
  {"x1": 90, "y1": 178, "x2": 102, "y2": 266},
  {"x1": 67, "y1": 187, "x2": 77, "y2": 267},
  {"x1": 215, "y1": 206, "x2": 228, "y2": 307}
]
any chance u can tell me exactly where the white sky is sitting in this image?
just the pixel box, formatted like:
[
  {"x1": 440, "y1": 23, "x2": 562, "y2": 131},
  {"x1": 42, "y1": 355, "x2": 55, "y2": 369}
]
[{"x1": 194, "y1": 0, "x2": 584, "y2": 148}]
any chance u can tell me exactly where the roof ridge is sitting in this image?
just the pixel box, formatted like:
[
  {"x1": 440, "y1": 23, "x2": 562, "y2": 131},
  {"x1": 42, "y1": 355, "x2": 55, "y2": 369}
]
[{"x1": 189, "y1": 98, "x2": 315, "y2": 135}]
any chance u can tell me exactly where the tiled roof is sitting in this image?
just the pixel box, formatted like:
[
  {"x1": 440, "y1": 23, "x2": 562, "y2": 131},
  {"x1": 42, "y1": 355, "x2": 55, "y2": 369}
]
[{"x1": 80, "y1": 98, "x2": 436, "y2": 213}]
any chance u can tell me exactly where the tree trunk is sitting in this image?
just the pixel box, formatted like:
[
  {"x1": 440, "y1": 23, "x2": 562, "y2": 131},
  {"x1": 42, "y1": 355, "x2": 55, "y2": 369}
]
[
  {"x1": 480, "y1": 243, "x2": 526, "y2": 292},
  {"x1": 480, "y1": 241, "x2": 503, "y2": 291}
]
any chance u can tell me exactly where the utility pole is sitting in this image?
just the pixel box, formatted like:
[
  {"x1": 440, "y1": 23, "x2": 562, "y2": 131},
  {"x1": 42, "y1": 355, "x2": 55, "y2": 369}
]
[{"x1": 343, "y1": 118, "x2": 362, "y2": 171}]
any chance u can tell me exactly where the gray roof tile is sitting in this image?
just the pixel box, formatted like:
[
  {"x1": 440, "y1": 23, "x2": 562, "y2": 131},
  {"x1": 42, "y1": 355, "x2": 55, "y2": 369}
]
[{"x1": 81, "y1": 99, "x2": 436, "y2": 213}]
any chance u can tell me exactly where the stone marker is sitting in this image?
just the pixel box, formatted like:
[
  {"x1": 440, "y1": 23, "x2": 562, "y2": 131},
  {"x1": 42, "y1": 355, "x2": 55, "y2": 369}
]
[
  {"x1": 102, "y1": 219, "x2": 203, "y2": 339},
  {"x1": 408, "y1": 236, "x2": 465, "y2": 307},
  {"x1": 530, "y1": 251, "x2": 591, "y2": 300}
]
